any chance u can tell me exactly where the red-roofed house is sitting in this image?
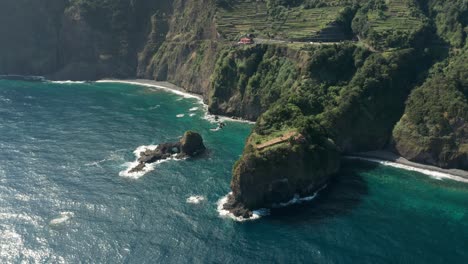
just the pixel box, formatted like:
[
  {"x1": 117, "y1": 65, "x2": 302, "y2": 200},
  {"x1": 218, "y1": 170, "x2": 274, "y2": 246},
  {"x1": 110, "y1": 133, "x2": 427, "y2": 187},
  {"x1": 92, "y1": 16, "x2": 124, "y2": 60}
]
[{"x1": 238, "y1": 37, "x2": 254, "y2": 44}]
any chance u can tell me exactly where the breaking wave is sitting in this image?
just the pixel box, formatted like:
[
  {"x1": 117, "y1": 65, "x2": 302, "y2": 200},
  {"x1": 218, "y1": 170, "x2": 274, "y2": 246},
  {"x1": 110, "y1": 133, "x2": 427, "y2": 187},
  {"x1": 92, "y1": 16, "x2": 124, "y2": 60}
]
[
  {"x1": 217, "y1": 186, "x2": 327, "y2": 222},
  {"x1": 186, "y1": 195, "x2": 205, "y2": 204},
  {"x1": 345, "y1": 156, "x2": 468, "y2": 184},
  {"x1": 119, "y1": 145, "x2": 183, "y2": 179},
  {"x1": 216, "y1": 193, "x2": 270, "y2": 222}
]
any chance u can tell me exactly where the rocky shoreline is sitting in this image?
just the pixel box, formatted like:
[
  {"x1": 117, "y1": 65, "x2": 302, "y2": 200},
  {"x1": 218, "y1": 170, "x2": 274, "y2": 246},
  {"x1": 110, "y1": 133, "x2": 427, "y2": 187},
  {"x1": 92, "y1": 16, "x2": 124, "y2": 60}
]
[{"x1": 97, "y1": 79, "x2": 256, "y2": 124}]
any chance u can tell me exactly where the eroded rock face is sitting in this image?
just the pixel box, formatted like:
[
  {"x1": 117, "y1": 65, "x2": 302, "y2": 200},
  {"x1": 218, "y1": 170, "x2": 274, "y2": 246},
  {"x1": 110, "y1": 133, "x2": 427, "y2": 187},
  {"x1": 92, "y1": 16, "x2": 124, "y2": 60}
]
[
  {"x1": 225, "y1": 136, "x2": 340, "y2": 218},
  {"x1": 129, "y1": 131, "x2": 205, "y2": 173},
  {"x1": 180, "y1": 131, "x2": 206, "y2": 156}
]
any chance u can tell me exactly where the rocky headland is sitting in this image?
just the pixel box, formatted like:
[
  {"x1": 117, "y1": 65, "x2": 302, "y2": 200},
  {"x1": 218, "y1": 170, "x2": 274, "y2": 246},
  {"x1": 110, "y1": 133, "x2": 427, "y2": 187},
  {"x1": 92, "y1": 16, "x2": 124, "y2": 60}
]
[{"x1": 1, "y1": 0, "x2": 466, "y2": 219}]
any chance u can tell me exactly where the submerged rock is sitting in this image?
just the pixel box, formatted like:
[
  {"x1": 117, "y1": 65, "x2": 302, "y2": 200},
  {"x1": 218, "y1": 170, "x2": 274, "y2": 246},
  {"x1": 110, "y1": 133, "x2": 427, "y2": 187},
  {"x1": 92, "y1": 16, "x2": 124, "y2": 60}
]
[{"x1": 129, "y1": 131, "x2": 206, "y2": 173}]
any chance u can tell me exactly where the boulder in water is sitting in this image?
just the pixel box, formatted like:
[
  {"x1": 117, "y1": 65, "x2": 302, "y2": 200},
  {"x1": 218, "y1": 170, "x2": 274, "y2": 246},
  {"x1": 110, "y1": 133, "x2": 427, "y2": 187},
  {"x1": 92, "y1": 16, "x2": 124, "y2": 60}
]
[{"x1": 180, "y1": 131, "x2": 206, "y2": 156}]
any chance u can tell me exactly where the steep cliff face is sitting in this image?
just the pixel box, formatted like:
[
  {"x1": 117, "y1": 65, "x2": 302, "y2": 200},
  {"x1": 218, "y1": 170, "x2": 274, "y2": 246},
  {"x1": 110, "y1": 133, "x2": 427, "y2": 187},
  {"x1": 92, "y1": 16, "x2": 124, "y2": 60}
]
[
  {"x1": 137, "y1": 0, "x2": 221, "y2": 97},
  {"x1": 0, "y1": 0, "x2": 66, "y2": 75},
  {"x1": 209, "y1": 45, "x2": 300, "y2": 120},
  {"x1": 0, "y1": 0, "x2": 172, "y2": 80},
  {"x1": 393, "y1": 49, "x2": 468, "y2": 169},
  {"x1": 1, "y1": 0, "x2": 467, "y2": 216}
]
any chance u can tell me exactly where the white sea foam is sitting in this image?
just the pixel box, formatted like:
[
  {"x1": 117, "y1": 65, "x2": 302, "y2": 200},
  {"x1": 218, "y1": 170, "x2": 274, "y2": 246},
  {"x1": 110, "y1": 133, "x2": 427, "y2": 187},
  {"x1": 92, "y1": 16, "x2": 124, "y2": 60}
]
[
  {"x1": 189, "y1": 107, "x2": 199, "y2": 112},
  {"x1": 149, "y1": 105, "x2": 160, "y2": 110},
  {"x1": 189, "y1": 113, "x2": 196, "y2": 117},
  {"x1": 186, "y1": 195, "x2": 206, "y2": 204},
  {"x1": 345, "y1": 156, "x2": 468, "y2": 184},
  {"x1": 217, "y1": 186, "x2": 327, "y2": 221},
  {"x1": 119, "y1": 145, "x2": 183, "y2": 179},
  {"x1": 0, "y1": 96, "x2": 11, "y2": 103},
  {"x1": 210, "y1": 127, "x2": 221, "y2": 132},
  {"x1": 217, "y1": 193, "x2": 270, "y2": 222},
  {"x1": 96, "y1": 80, "x2": 256, "y2": 124},
  {"x1": 203, "y1": 111, "x2": 255, "y2": 125},
  {"x1": 119, "y1": 145, "x2": 158, "y2": 179},
  {"x1": 176, "y1": 114, "x2": 185, "y2": 118},
  {"x1": 97, "y1": 80, "x2": 203, "y2": 102},
  {"x1": 50, "y1": 80, "x2": 87, "y2": 84},
  {"x1": 49, "y1": 212, "x2": 74, "y2": 225},
  {"x1": 272, "y1": 185, "x2": 327, "y2": 208}
]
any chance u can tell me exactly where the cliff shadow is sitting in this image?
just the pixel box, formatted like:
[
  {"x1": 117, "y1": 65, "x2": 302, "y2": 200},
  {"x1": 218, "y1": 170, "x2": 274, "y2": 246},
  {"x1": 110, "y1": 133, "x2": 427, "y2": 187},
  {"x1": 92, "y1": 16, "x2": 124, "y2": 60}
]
[{"x1": 265, "y1": 160, "x2": 378, "y2": 224}]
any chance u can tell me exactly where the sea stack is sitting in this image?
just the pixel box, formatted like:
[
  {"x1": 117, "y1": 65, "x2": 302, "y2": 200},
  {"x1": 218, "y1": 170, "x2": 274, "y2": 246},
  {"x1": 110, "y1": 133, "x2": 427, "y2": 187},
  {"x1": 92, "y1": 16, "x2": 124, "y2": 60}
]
[{"x1": 129, "y1": 131, "x2": 206, "y2": 173}]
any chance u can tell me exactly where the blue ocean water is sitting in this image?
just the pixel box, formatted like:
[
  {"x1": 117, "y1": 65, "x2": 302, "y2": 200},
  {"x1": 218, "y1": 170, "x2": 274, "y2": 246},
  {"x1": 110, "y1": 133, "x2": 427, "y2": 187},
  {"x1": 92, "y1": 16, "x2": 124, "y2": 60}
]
[{"x1": 0, "y1": 80, "x2": 467, "y2": 263}]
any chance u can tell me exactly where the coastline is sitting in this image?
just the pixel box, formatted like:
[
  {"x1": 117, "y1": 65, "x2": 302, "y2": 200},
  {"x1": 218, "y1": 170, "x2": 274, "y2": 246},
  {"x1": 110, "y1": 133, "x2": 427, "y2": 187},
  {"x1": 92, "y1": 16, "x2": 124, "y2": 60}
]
[
  {"x1": 6, "y1": 76, "x2": 466, "y2": 184},
  {"x1": 97, "y1": 79, "x2": 256, "y2": 124},
  {"x1": 346, "y1": 150, "x2": 468, "y2": 183}
]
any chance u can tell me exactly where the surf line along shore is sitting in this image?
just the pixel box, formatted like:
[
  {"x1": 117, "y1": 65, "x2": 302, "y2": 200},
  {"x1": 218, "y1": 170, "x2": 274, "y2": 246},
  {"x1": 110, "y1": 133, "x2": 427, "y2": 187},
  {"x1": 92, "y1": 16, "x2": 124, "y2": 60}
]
[
  {"x1": 345, "y1": 150, "x2": 468, "y2": 184},
  {"x1": 72, "y1": 80, "x2": 468, "y2": 184},
  {"x1": 96, "y1": 79, "x2": 256, "y2": 124}
]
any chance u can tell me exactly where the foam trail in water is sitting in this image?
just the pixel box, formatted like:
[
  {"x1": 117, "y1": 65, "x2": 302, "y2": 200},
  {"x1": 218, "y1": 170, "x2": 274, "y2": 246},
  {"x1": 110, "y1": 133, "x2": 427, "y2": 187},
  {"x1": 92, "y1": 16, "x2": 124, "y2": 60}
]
[
  {"x1": 186, "y1": 195, "x2": 205, "y2": 204},
  {"x1": 189, "y1": 107, "x2": 199, "y2": 112},
  {"x1": 189, "y1": 113, "x2": 196, "y2": 117},
  {"x1": 272, "y1": 185, "x2": 327, "y2": 208},
  {"x1": 176, "y1": 114, "x2": 185, "y2": 118},
  {"x1": 345, "y1": 156, "x2": 468, "y2": 184},
  {"x1": 49, "y1": 212, "x2": 74, "y2": 225}
]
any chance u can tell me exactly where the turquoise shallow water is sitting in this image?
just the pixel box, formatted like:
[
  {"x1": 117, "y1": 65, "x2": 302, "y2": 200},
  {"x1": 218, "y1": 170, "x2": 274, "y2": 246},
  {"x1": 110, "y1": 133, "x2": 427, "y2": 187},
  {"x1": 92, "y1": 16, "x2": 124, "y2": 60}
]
[{"x1": 0, "y1": 80, "x2": 467, "y2": 263}]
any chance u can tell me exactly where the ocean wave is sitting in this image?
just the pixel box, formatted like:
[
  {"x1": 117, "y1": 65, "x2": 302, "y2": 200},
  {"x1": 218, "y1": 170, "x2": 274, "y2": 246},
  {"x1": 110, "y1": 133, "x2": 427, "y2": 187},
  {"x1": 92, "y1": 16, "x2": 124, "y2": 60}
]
[
  {"x1": 0, "y1": 96, "x2": 12, "y2": 103},
  {"x1": 345, "y1": 156, "x2": 468, "y2": 184},
  {"x1": 186, "y1": 195, "x2": 205, "y2": 204},
  {"x1": 272, "y1": 185, "x2": 327, "y2": 208},
  {"x1": 203, "y1": 111, "x2": 255, "y2": 125},
  {"x1": 49, "y1": 212, "x2": 74, "y2": 225},
  {"x1": 49, "y1": 80, "x2": 87, "y2": 84},
  {"x1": 216, "y1": 193, "x2": 270, "y2": 222},
  {"x1": 189, "y1": 107, "x2": 199, "y2": 112},
  {"x1": 119, "y1": 145, "x2": 183, "y2": 179},
  {"x1": 176, "y1": 114, "x2": 185, "y2": 118},
  {"x1": 189, "y1": 113, "x2": 196, "y2": 117},
  {"x1": 217, "y1": 186, "x2": 327, "y2": 221},
  {"x1": 119, "y1": 145, "x2": 158, "y2": 179},
  {"x1": 97, "y1": 80, "x2": 203, "y2": 102},
  {"x1": 96, "y1": 80, "x2": 256, "y2": 124},
  {"x1": 85, "y1": 151, "x2": 125, "y2": 167}
]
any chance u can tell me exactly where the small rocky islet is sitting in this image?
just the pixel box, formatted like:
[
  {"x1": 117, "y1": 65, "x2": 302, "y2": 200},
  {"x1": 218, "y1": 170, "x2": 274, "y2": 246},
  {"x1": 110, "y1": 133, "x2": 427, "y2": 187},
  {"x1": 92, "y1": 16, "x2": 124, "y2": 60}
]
[{"x1": 129, "y1": 131, "x2": 206, "y2": 173}]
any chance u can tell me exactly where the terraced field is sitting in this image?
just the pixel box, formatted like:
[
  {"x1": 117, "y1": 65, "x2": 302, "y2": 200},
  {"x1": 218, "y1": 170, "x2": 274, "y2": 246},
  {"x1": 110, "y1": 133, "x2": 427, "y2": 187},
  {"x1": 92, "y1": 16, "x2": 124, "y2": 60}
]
[
  {"x1": 215, "y1": 1, "x2": 344, "y2": 41},
  {"x1": 367, "y1": 0, "x2": 424, "y2": 32}
]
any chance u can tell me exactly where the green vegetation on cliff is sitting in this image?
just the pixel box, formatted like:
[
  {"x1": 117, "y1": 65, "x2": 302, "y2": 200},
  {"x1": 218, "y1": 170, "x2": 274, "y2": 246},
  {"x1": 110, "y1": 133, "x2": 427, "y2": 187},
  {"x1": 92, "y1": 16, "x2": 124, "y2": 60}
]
[
  {"x1": 393, "y1": 48, "x2": 468, "y2": 169},
  {"x1": 1, "y1": 0, "x2": 467, "y2": 214}
]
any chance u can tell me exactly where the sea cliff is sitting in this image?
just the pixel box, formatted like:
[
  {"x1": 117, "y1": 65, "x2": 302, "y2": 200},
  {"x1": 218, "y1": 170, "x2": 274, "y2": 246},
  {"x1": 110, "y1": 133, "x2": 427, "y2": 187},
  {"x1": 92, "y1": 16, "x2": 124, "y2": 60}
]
[{"x1": 1, "y1": 0, "x2": 466, "y2": 214}]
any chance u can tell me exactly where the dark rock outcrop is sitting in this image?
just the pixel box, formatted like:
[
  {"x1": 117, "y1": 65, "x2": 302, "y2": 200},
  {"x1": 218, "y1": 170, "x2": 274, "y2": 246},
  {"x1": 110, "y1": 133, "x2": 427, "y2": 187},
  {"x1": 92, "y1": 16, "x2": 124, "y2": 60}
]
[
  {"x1": 129, "y1": 131, "x2": 206, "y2": 173},
  {"x1": 224, "y1": 134, "x2": 340, "y2": 218}
]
